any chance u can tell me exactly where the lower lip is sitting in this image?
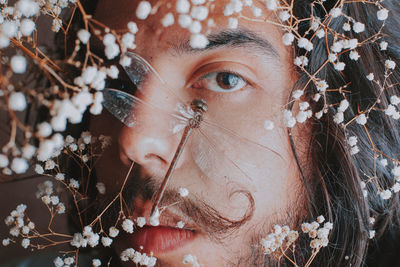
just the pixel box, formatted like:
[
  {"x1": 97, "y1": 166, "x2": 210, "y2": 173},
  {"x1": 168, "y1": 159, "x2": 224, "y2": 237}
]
[{"x1": 130, "y1": 226, "x2": 196, "y2": 253}]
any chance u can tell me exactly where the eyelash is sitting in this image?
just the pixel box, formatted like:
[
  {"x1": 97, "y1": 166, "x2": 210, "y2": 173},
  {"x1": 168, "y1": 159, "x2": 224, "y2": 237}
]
[{"x1": 106, "y1": 69, "x2": 252, "y2": 95}]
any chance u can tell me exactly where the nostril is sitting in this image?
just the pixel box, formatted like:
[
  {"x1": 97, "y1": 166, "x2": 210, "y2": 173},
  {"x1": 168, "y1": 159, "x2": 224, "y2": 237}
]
[{"x1": 144, "y1": 153, "x2": 168, "y2": 166}]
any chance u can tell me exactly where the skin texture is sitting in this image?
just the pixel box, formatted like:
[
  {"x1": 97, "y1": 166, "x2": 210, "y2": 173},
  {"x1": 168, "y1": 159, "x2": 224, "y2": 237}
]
[{"x1": 91, "y1": 1, "x2": 304, "y2": 266}]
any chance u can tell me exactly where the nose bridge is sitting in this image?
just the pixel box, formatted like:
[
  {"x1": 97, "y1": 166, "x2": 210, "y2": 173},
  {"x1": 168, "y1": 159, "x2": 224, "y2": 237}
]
[{"x1": 118, "y1": 67, "x2": 187, "y2": 173}]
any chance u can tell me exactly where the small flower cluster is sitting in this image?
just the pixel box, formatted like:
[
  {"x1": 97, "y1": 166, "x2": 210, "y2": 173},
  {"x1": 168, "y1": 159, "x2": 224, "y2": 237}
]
[
  {"x1": 260, "y1": 224, "x2": 299, "y2": 254},
  {"x1": 35, "y1": 180, "x2": 66, "y2": 214},
  {"x1": 53, "y1": 256, "x2": 75, "y2": 267},
  {"x1": 120, "y1": 248, "x2": 157, "y2": 266},
  {"x1": 301, "y1": 216, "x2": 333, "y2": 250},
  {"x1": 3, "y1": 204, "x2": 35, "y2": 249},
  {"x1": 70, "y1": 225, "x2": 113, "y2": 248}
]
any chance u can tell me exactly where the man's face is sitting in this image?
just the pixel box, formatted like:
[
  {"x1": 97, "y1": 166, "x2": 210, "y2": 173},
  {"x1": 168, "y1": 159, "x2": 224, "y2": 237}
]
[{"x1": 92, "y1": 0, "x2": 303, "y2": 265}]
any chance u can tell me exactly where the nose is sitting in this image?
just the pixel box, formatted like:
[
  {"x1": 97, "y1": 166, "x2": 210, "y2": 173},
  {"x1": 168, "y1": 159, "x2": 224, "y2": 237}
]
[{"x1": 118, "y1": 80, "x2": 184, "y2": 177}]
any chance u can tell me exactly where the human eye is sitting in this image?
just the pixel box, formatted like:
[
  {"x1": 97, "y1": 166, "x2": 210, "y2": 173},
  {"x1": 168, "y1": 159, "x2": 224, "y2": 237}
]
[{"x1": 191, "y1": 71, "x2": 248, "y2": 93}]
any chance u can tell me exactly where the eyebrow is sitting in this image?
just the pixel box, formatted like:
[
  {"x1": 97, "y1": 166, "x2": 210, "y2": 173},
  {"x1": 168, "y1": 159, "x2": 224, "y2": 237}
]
[{"x1": 172, "y1": 28, "x2": 280, "y2": 59}]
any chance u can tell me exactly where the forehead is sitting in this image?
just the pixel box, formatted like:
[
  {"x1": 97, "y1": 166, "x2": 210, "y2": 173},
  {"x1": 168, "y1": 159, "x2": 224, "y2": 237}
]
[{"x1": 94, "y1": 0, "x2": 289, "y2": 59}]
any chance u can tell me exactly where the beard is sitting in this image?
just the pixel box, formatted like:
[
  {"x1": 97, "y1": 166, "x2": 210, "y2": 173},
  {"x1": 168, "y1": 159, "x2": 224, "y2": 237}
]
[{"x1": 81, "y1": 163, "x2": 303, "y2": 267}]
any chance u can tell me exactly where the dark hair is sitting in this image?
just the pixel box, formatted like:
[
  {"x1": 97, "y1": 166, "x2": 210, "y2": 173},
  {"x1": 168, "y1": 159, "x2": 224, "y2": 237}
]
[
  {"x1": 61, "y1": 0, "x2": 400, "y2": 266},
  {"x1": 289, "y1": 0, "x2": 400, "y2": 266}
]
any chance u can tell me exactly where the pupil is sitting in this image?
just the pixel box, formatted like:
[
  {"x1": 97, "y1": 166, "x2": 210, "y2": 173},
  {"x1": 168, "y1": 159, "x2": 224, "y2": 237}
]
[{"x1": 217, "y1": 73, "x2": 239, "y2": 90}]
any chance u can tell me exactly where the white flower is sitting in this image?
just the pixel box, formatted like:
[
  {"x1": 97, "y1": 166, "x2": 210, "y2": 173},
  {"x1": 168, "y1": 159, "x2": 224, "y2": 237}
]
[
  {"x1": 177, "y1": 221, "x2": 185, "y2": 229},
  {"x1": 334, "y1": 62, "x2": 346, "y2": 71},
  {"x1": 96, "y1": 182, "x2": 106, "y2": 194},
  {"x1": 266, "y1": 0, "x2": 278, "y2": 11},
  {"x1": 161, "y1": 12, "x2": 175, "y2": 27},
  {"x1": 316, "y1": 29, "x2": 325, "y2": 38},
  {"x1": 283, "y1": 110, "x2": 296, "y2": 128},
  {"x1": 264, "y1": 120, "x2": 274, "y2": 130},
  {"x1": 189, "y1": 20, "x2": 202, "y2": 33},
  {"x1": 228, "y1": 17, "x2": 238, "y2": 29},
  {"x1": 179, "y1": 187, "x2": 189, "y2": 197},
  {"x1": 64, "y1": 257, "x2": 75, "y2": 265},
  {"x1": 379, "y1": 158, "x2": 388, "y2": 167},
  {"x1": 0, "y1": 33, "x2": 10, "y2": 48},
  {"x1": 350, "y1": 146, "x2": 360, "y2": 155},
  {"x1": 292, "y1": 90, "x2": 303, "y2": 99},
  {"x1": 298, "y1": 38, "x2": 313, "y2": 51},
  {"x1": 16, "y1": 0, "x2": 39, "y2": 17},
  {"x1": 54, "y1": 257, "x2": 64, "y2": 267},
  {"x1": 37, "y1": 122, "x2": 52, "y2": 138},
  {"x1": 282, "y1": 32, "x2": 294, "y2": 46},
  {"x1": 385, "y1": 105, "x2": 396, "y2": 117},
  {"x1": 109, "y1": 226, "x2": 119, "y2": 238},
  {"x1": 11, "y1": 158, "x2": 29, "y2": 174},
  {"x1": 69, "y1": 179, "x2": 80, "y2": 189},
  {"x1": 251, "y1": 6, "x2": 262, "y2": 17},
  {"x1": 347, "y1": 136, "x2": 358, "y2": 147},
  {"x1": 349, "y1": 51, "x2": 360, "y2": 61},
  {"x1": 355, "y1": 114, "x2": 367, "y2": 125},
  {"x1": 331, "y1": 41, "x2": 343, "y2": 53},
  {"x1": 179, "y1": 14, "x2": 192, "y2": 28},
  {"x1": 390, "y1": 95, "x2": 400, "y2": 105},
  {"x1": 343, "y1": 22, "x2": 351, "y2": 31},
  {"x1": 380, "y1": 189, "x2": 392, "y2": 200},
  {"x1": 35, "y1": 164, "x2": 44, "y2": 174},
  {"x1": 333, "y1": 112, "x2": 344, "y2": 124},
  {"x1": 313, "y1": 94, "x2": 321, "y2": 102},
  {"x1": 191, "y1": 6, "x2": 208, "y2": 21},
  {"x1": 136, "y1": 217, "x2": 146, "y2": 228},
  {"x1": 380, "y1": 41, "x2": 388, "y2": 51},
  {"x1": 366, "y1": 73, "x2": 374, "y2": 81},
  {"x1": 20, "y1": 19, "x2": 35, "y2": 36},
  {"x1": 317, "y1": 215, "x2": 325, "y2": 224},
  {"x1": 353, "y1": 22, "x2": 365, "y2": 33},
  {"x1": 377, "y1": 8, "x2": 389, "y2": 21},
  {"x1": 106, "y1": 65, "x2": 119, "y2": 79},
  {"x1": 392, "y1": 166, "x2": 400, "y2": 177},
  {"x1": 21, "y1": 238, "x2": 30, "y2": 249},
  {"x1": 10, "y1": 55, "x2": 27, "y2": 74},
  {"x1": 190, "y1": 33, "x2": 209, "y2": 49},
  {"x1": 127, "y1": 21, "x2": 138, "y2": 34},
  {"x1": 338, "y1": 99, "x2": 350, "y2": 113},
  {"x1": 392, "y1": 183, "x2": 400, "y2": 193},
  {"x1": 8, "y1": 91, "x2": 27, "y2": 112},
  {"x1": 2, "y1": 238, "x2": 10, "y2": 246},
  {"x1": 56, "y1": 203, "x2": 65, "y2": 214},
  {"x1": 316, "y1": 80, "x2": 328, "y2": 92},
  {"x1": 296, "y1": 111, "x2": 308, "y2": 123},
  {"x1": 369, "y1": 230, "x2": 376, "y2": 239},
  {"x1": 87, "y1": 232, "x2": 100, "y2": 247},
  {"x1": 2, "y1": 21, "x2": 17, "y2": 38},
  {"x1": 120, "y1": 248, "x2": 135, "y2": 261},
  {"x1": 176, "y1": 0, "x2": 190, "y2": 14},
  {"x1": 279, "y1": 11, "x2": 290, "y2": 22},
  {"x1": 136, "y1": 1, "x2": 152, "y2": 20},
  {"x1": 385, "y1": 60, "x2": 396, "y2": 70},
  {"x1": 330, "y1": 8, "x2": 342, "y2": 18},
  {"x1": 101, "y1": 236, "x2": 113, "y2": 247},
  {"x1": 77, "y1": 29, "x2": 91, "y2": 44},
  {"x1": 122, "y1": 218, "x2": 134, "y2": 233},
  {"x1": 92, "y1": 259, "x2": 102, "y2": 267},
  {"x1": 105, "y1": 43, "x2": 120, "y2": 60}
]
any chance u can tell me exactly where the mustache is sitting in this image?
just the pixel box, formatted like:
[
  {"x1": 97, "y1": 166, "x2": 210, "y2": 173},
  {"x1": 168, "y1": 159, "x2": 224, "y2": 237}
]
[{"x1": 93, "y1": 165, "x2": 255, "y2": 241}]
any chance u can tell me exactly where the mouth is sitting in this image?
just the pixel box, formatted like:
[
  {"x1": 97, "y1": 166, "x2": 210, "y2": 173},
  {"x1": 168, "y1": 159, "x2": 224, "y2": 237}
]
[{"x1": 130, "y1": 225, "x2": 197, "y2": 253}]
